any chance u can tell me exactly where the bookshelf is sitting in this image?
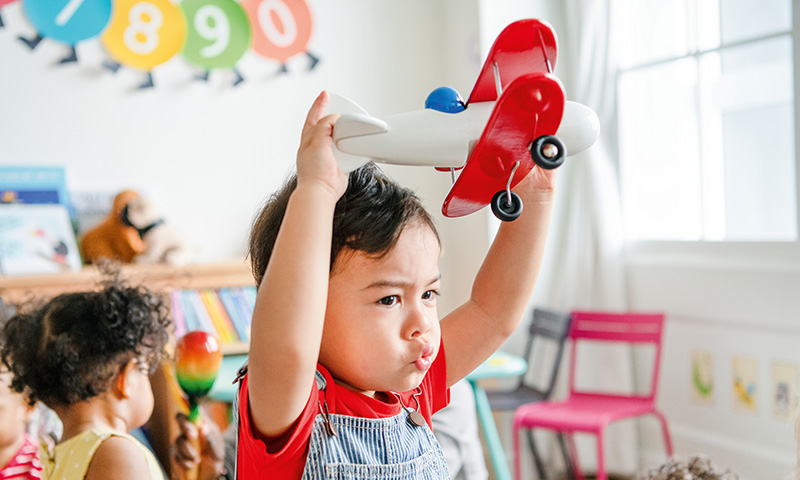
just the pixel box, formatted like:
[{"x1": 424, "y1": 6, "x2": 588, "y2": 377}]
[{"x1": 0, "y1": 261, "x2": 254, "y2": 355}]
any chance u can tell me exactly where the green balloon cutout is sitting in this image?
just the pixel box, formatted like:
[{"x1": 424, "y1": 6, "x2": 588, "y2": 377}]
[{"x1": 181, "y1": 0, "x2": 251, "y2": 69}]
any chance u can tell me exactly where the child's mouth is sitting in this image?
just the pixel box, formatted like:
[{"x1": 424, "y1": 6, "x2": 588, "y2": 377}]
[{"x1": 414, "y1": 343, "x2": 435, "y2": 371}]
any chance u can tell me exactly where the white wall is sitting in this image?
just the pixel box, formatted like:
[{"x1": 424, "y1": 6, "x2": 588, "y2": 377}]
[
  {"x1": 628, "y1": 248, "x2": 800, "y2": 479},
  {"x1": 0, "y1": 0, "x2": 486, "y2": 286}
]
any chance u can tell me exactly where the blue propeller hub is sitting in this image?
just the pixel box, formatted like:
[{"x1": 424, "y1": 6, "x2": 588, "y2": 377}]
[{"x1": 425, "y1": 87, "x2": 466, "y2": 114}]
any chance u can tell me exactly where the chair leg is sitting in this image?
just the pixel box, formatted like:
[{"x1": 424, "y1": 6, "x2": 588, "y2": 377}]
[
  {"x1": 527, "y1": 429, "x2": 547, "y2": 480},
  {"x1": 595, "y1": 430, "x2": 607, "y2": 480},
  {"x1": 654, "y1": 412, "x2": 674, "y2": 457},
  {"x1": 513, "y1": 418, "x2": 522, "y2": 480},
  {"x1": 556, "y1": 434, "x2": 577, "y2": 480},
  {"x1": 565, "y1": 433, "x2": 584, "y2": 480}
]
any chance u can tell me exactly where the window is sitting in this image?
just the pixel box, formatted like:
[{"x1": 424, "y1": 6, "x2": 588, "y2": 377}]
[{"x1": 615, "y1": 0, "x2": 796, "y2": 242}]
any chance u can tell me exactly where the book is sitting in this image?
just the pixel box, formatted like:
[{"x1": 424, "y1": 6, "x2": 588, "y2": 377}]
[
  {"x1": 218, "y1": 288, "x2": 249, "y2": 342},
  {"x1": 180, "y1": 290, "x2": 200, "y2": 332},
  {"x1": 199, "y1": 289, "x2": 236, "y2": 344},
  {"x1": 186, "y1": 290, "x2": 218, "y2": 339},
  {"x1": 230, "y1": 287, "x2": 255, "y2": 331},
  {"x1": 0, "y1": 167, "x2": 70, "y2": 207},
  {"x1": 0, "y1": 204, "x2": 81, "y2": 275},
  {"x1": 170, "y1": 290, "x2": 187, "y2": 338}
]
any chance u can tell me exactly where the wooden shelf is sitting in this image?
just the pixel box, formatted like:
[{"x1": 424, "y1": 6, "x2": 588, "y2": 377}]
[{"x1": 0, "y1": 261, "x2": 254, "y2": 355}]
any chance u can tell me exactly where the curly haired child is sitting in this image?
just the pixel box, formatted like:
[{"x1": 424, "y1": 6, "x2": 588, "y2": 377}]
[
  {"x1": 0, "y1": 274, "x2": 171, "y2": 480},
  {"x1": 640, "y1": 456, "x2": 738, "y2": 480},
  {"x1": 234, "y1": 91, "x2": 558, "y2": 479}
]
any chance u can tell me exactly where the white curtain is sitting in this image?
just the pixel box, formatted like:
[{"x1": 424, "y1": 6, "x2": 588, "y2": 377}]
[{"x1": 526, "y1": 0, "x2": 641, "y2": 477}]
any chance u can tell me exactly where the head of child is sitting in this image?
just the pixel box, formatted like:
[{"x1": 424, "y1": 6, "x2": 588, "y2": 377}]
[
  {"x1": 640, "y1": 456, "x2": 738, "y2": 480},
  {"x1": 250, "y1": 163, "x2": 442, "y2": 397},
  {"x1": 0, "y1": 365, "x2": 34, "y2": 467},
  {"x1": 0, "y1": 276, "x2": 171, "y2": 435}
]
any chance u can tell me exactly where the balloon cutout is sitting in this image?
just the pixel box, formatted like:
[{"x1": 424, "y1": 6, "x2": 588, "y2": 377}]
[
  {"x1": 174, "y1": 330, "x2": 223, "y2": 423},
  {"x1": 101, "y1": 0, "x2": 187, "y2": 88},
  {"x1": 18, "y1": 0, "x2": 112, "y2": 63},
  {"x1": 242, "y1": 0, "x2": 319, "y2": 73},
  {"x1": 181, "y1": 0, "x2": 251, "y2": 86}
]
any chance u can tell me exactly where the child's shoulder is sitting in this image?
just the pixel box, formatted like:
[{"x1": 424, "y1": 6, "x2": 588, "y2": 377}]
[
  {"x1": 46, "y1": 431, "x2": 164, "y2": 480},
  {"x1": 85, "y1": 432, "x2": 164, "y2": 480}
]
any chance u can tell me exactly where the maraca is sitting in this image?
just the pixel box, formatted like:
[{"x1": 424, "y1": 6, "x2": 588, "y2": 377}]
[{"x1": 174, "y1": 331, "x2": 223, "y2": 480}]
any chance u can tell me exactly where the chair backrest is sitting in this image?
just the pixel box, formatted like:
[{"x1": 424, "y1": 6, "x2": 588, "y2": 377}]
[
  {"x1": 519, "y1": 308, "x2": 572, "y2": 399},
  {"x1": 566, "y1": 310, "x2": 665, "y2": 401}
]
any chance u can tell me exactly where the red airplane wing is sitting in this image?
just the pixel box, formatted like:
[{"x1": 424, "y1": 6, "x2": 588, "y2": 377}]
[
  {"x1": 442, "y1": 73, "x2": 565, "y2": 218},
  {"x1": 467, "y1": 19, "x2": 558, "y2": 105}
]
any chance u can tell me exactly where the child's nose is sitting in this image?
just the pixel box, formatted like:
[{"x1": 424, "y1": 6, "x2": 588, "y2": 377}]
[{"x1": 405, "y1": 304, "x2": 432, "y2": 339}]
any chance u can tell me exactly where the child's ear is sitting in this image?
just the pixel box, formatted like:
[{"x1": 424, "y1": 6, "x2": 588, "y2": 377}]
[
  {"x1": 115, "y1": 359, "x2": 138, "y2": 399},
  {"x1": 22, "y1": 399, "x2": 36, "y2": 423}
]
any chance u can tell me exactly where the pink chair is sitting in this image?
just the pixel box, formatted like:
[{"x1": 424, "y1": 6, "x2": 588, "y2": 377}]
[{"x1": 512, "y1": 311, "x2": 673, "y2": 480}]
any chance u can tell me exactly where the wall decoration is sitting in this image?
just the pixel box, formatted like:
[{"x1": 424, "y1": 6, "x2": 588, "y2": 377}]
[
  {"x1": 0, "y1": 0, "x2": 20, "y2": 28},
  {"x1": 101, "y1": 0, "x2": 187, "y2": 88},
  {"x1": 242, "y1": 0, "x2": 318, "y2": 73},
  {"x1": 18, "y1": 0, "x2": 112, "y2": 63},
  {"x1": 4, "y1": 0, "x2": 319, "y2": 89},
  {"x1": 691, "y1": 351, "x2": 714, "y2": 405},
  {"x1": 771, "y1": 361, "x2": 798, "y2": 421},
  {"x1": 732, "y1": 356, "x2": 758, "y2": 414},
  {"x1": 0, "y1": 204, "x2": 81, "y2": 275},
  {"x1": 180, "y1": 0, "x2": 251, "y2": 86}
]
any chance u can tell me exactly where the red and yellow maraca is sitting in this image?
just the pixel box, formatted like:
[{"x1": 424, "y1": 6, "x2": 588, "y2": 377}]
[
  {"x1": 174, "y1": 331, "x2": 223, "y2": 480},
  {"x1": 174, "y1": 330, "x2": 223, "y2": 422}
]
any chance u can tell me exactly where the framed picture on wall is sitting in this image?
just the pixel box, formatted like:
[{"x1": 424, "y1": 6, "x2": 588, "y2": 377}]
[
  {"x1": 691, "y1": 351, "x2": 714, "y2": 405},
  {"x1": 0, "y1": 204, "x2": 81, "y2": 275},
  {"x1": 732, "y1": 356, "x2": 759, "y2": 415},
  {"x1": 771, "y1": 361, "x2": 799, "y2": 421}
]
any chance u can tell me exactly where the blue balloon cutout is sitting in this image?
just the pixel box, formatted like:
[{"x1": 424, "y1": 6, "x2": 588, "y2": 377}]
[
  {"x1": 23, "y1": 0, "x2": 111, "y2": 44},
  {"x1": 425, "y1": 86, "x2": 466, "y2": 114}
]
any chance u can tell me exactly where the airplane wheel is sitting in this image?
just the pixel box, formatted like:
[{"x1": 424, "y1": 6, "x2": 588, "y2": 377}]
[
  {"x1": 491, "y1": 191, "x2": 523, "y2": 222},
  {"x1": 530, "y1": 135, "x2": 566, "y2": 170}
]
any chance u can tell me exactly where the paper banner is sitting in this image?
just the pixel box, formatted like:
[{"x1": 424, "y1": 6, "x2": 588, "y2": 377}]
[
  {"x1": 181, "y1": 0, "x2": 251, "y2": 70},
  {"x1": 22, "y1": 0, "x2": 111, "y2": 44},
  {"x1": 102, "y1": 0, "x2": 186, "y2": 71},
  {"x1": 242, "y1": 0, "x2": 312, "y2": 63}
]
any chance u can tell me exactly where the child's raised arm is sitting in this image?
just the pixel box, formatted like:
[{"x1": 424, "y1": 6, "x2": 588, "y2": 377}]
[
  {"x1": 247, "y1": 92, "x2": 348, "y2": 437},
  {"x1": 440, "y1": 166, "x2": 558, "y2": 387}
]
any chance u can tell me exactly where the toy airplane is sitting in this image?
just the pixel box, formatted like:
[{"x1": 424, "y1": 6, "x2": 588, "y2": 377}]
[{"x1": 330, "y1": 19, "x2": 600, "y2": 221}]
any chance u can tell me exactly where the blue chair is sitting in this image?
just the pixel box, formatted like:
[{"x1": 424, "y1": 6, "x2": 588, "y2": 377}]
[{"x1": 486, "y1": 308, "x2": 574, "y2": 480}]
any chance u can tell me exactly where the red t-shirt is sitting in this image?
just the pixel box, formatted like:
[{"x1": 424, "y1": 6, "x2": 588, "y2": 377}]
[{"x1": 236, "y1": 345, "x2": 449, "y2": 480}]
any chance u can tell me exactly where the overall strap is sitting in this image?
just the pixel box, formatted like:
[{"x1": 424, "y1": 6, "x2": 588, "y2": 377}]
[{"x1": 231, "y1": 363, "x2": 325, "y2": 479}]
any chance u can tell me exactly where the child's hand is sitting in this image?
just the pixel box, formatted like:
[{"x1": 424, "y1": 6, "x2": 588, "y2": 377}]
[
  {"x1": 170, "y1": 412, "x2": 225, "y2": 480},
  {"x1": 514, "y1": 163, "x2": 559, "y2": 204},
  {"x1": 296, "y1": 91, "x2": 349, "y2": 199}
]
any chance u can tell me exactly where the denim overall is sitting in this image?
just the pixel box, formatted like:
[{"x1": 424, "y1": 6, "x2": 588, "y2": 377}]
[{"x1": 233, "y1": 365, "x2": 450, "y2": 480}]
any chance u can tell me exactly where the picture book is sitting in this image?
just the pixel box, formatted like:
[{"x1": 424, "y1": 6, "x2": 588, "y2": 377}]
[
  {"x1": 0, "y1": 204, "x2": 81, "y2": 275},
  {"x1": 0, "y1": 166, "x2": 70, "y2": 207}
]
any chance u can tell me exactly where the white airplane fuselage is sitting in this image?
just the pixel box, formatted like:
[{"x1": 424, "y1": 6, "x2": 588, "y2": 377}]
[{"x1": 332, "y1": 100, "x2": 599, "y2": 173}]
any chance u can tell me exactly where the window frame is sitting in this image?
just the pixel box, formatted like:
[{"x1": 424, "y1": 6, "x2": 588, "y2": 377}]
[{"x1": 616, "y1": 1, "x2": 800, "y2": 265}]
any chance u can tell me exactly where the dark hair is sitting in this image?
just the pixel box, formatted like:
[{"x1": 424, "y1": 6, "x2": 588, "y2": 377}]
[
  {"x1": 248, "y1": 163, "x2": 440, "y2": 285},
  {"x1": 640, "y1": 456, "x2": 738, "y2": 480},
  {"x1": 0, "y1": 273, "x2": 171, "y2": 407}
]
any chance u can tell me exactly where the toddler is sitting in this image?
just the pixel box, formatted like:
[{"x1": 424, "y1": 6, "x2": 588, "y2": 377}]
[
  {"x1": 0, "y1": 274, "x2": 171, "y2": 480},
  {"x1": 0, "y1": 366, "x2": 41, "y2": 479},
  {"x1": 235, "y1": 91, "x2": 558, "y2": 479}
]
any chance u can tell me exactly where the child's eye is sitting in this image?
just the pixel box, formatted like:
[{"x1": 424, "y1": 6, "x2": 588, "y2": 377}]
[
  {"x1": 379, "y1": 295, "x2": 399, "y2": 306},
  {"x1": 422, "y1": 290, "x2": 439, "y2": 301}
]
